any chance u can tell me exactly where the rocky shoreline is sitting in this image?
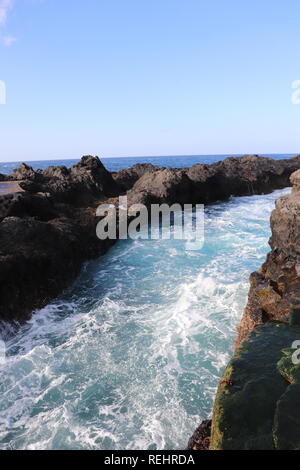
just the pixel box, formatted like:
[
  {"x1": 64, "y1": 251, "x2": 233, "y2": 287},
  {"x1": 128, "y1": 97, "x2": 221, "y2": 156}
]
[
  {"x1": 206, "y1": 168, "x2": 300, "y2": 450},
  {"x1": 2, "y1": 154, "x2": 300, "y2": 324},
  {"x1": 1, "y1": 153, "x2": 300, "y2": 325},
  {"x1": 2, "y1": 154, "x2": 300, "y2": 449}
]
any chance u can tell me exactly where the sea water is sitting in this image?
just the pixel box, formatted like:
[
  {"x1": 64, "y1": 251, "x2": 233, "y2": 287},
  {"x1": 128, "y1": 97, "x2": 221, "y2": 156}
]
[{"x1": 0, "y1": 155, "x2": 292, "y2": 449}]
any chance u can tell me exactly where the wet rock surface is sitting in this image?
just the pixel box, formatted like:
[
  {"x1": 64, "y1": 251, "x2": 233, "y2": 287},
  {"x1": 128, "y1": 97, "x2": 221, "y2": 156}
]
[
  {"x1": 211, "y1": 321, "x2": 300, "y2": 450},
  {"x1": 206, "y1": 167, "x2": 300, "y2": 450},
  {"x1": 3, "y1": 154, "x2": 300, "y2": 449},
  {"x1": 187, "y1": 419, "x2": 211, "y2": 450}
]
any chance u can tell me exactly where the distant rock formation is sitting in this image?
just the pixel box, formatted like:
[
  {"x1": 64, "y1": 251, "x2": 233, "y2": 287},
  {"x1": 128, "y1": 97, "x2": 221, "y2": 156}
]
[
  {"x1": 126, "y1": 155, "x2": 300, "y2": 206},
  {"x1": 112, "y1": 163, "x2": 159, "y2": 192},
  {"x1": 11, "y1": 163, "x2": 35, "y2": 180},
  {"x1": 18, "y1": 155, "x2": 120, "y2": 204}
]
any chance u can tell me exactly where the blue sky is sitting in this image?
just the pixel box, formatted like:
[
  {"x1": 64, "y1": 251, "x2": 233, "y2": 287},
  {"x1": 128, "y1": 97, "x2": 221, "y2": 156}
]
[{"x1": 1, "y1": 0, "x2": 300, "y2": 161}]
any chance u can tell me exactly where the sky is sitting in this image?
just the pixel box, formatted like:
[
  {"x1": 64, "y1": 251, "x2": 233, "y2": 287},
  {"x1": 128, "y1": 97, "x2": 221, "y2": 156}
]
[{"x1": 1, "y1": 0, "x2": 300, "y2": 161}]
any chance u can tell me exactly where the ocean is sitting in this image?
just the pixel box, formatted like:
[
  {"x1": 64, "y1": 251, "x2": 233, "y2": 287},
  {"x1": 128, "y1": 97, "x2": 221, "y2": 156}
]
[
  {"x1": 0, "y1": 153, "x2": 297, "y2": 174},
  {"x1": 0, "y1": 154, "x2": 293, "y2": 450}
]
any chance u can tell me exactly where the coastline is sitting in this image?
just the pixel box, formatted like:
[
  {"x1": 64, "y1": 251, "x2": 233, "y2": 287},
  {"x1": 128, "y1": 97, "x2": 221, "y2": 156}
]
[
  {"x1": 1, "y1": 154, "x2": 300, "y2": 450},
  {"x1": 207, "y1": 169, "x2": 300, "y2": 450},
  {"x1": 2, "y1": 153, "x2": 300, "y2": 324}
]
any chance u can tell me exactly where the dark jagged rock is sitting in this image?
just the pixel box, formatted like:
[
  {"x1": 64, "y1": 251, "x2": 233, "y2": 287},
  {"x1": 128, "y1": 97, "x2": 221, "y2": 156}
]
[
  {"x1": 2, "y1": 154, "x2": 300, "y2": 326},
  {"x1": 235, "y1": 168, "x2": 300, "y2": 348},
  {"x1": 127, "y1": 168, "x2": 192, "y2": 206},
  {"x1": 127, "y1": 155, "x2": 300, "y2": 208},
  {"x1": 112, "y1": 163, "x2": 160, "y2": 192},
  {"x1": 11, "y1": 163, "x2": 35, "y2": 180},
  {"x1": 0, "y1": 156, "x2": 120, "y2": 322},
  {"x1": 208, "y1": 165, "x2": 300, "y2": 450},
  {"x1": 0, "y1": 193, "x2": 57, "y2": 221},
  {"x1": 0, "y1": 173, "x2": 9, "y2": 182},
  {"x1": 187, "y1": 420, "x2": 211, "y2": 450},
  {"x1": 18, "y1": 156, "x2": 120, "y2": 205},
  {"x1": 0, "y1": 212, "x2": 116, "y2": 322}
]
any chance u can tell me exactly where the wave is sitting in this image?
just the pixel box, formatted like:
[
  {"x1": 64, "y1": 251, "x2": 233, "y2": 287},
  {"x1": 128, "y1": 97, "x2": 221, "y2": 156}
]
[{"x1": 0, "y1": 187, "x2": 290, "y2": 450}]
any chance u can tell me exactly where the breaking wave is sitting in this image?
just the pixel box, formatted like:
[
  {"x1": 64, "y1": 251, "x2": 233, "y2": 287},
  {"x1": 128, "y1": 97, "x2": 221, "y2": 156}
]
[{"x1": 0, "y1": 188, "x2": 290, "y2": 450}]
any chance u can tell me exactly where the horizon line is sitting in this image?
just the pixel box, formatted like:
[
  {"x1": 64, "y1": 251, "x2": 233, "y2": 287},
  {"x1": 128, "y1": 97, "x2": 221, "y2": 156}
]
[{"x1": 0, "y1": 152, "x2": 298, "y2": 165}]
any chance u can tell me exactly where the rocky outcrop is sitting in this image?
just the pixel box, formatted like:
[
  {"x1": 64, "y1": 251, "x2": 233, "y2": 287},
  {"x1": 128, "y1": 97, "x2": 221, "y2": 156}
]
[
  {"x1": 127, "y1": 155, "x2": 300, "y2": 207},
  {"x1": 0, "y1": 156, "x2": 120, "y2": 322},
  {"x1": 207, "y1": 167, "x2": 300, "y2": 450},
  {"x1": 0, "y1": 192, "x2": 57, "y2": 222},
  {"x1": 11, "y1": 163, "x2": 35, "y2": 180},
  {"x1": 112, "y1": 163, "x2": 160, "y2": 192},
  {"x1": 0, "y1": 213, "x2": 115, "y2": 322},
  {"x1": 127, "y1": 168, "x2": 192, "y2": 206},
  {"x1": 4, "y1": 154, "x2": 300, "y2": 448},
  {"x1": 19, "y1": 156, "x2": 120, "y2": 205},
  {"x1": 2, "y1": 154, "x2": 300, "y2": 326},
  {"x1": 187, "y1": 420, "x2": 211, "y2": 450},
  {"x1": 235, "y1": 169, "x2": 300, "y2": 348}
]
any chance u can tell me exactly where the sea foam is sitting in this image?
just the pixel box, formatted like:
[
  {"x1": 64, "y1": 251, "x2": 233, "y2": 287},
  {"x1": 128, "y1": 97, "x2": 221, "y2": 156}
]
[{"x1": 0, "y1": 188, "x2": 291, "y2": 450}]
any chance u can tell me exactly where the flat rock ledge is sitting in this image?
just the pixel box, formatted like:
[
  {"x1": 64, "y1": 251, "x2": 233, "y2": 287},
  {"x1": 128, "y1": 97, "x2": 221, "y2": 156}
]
[{"x1": 211, "y1": 321, "x2": 300, "y2": 450}]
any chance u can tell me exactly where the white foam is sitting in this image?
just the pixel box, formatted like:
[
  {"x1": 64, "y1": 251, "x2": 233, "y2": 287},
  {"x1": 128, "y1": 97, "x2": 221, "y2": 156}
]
[{"x1": 0, "y1": 187, "x2": 290, "y2": 450}]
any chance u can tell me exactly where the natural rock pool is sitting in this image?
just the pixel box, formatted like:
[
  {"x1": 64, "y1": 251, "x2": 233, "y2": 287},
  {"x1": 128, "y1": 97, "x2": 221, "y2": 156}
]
[{"x1": 0, "y1": 188, "x2": 290, "y2": 450}]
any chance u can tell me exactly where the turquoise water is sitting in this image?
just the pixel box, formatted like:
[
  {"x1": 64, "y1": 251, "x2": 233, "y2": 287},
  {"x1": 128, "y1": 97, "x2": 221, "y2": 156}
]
[{"x1": 0, "y1": 187, "x2": 290, "y2": 450}]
